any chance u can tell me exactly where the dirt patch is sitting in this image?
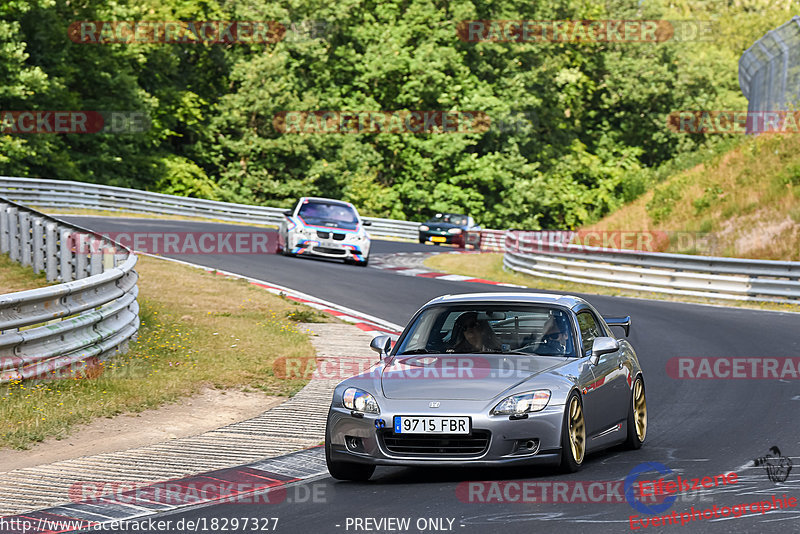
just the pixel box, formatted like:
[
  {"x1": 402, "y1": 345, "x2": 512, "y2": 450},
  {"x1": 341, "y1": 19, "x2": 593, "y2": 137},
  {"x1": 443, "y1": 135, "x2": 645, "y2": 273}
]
[
  {"x1": 717, "y1": 209, "x2": 800, "y2": 259},
  {"x1": 0, "y1": 388, "x2": 283, "y2": 473}
]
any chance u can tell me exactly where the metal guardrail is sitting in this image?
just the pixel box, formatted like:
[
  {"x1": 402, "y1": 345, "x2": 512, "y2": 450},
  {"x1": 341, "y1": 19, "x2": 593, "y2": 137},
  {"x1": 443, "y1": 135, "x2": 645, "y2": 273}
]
[
  {"x1": 503, "y1": 232, "x2": 800, "y2": 303},
  {"x1": 0, "y1": 176, "x2": 421, "y2": 240},
  {"x1": 0, "y1": 198, "x2": 139, "y2": 383},
  {"x1": 479, "y1": 229, "x2": 506, "y2": 252},
  {"x1": 9, "y1": 177, "x2": 794, "y2": 303}
]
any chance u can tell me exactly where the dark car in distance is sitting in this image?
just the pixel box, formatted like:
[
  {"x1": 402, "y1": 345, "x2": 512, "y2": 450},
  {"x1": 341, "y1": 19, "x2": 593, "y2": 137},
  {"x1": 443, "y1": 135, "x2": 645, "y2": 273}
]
[{"x1": 418, "y1": 213, "x2": 481, "y2": 248}]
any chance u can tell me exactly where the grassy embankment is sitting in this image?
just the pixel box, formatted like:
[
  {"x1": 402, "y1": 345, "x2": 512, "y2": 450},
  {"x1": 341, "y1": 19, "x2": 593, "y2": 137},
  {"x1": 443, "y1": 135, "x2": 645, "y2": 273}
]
[
  {"x1": 0, "y1": 254, "x2": 327, "y2": 449},
  {"x1": 426, "y1": 134, "x2": 800, "y2": 311},
  {"x1": 585, "y1": 133, "x2": 800, "y2": 260}
]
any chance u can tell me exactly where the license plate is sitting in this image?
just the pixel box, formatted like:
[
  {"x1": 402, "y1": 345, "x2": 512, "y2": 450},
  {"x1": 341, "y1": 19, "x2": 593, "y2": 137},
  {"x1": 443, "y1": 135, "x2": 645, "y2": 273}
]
[
  {"x1": 393, "y1": 416, "x2": 470, "y2": 434},
  {"x1": 431, "y1": 236, "x2": 447, "y2": 243}
]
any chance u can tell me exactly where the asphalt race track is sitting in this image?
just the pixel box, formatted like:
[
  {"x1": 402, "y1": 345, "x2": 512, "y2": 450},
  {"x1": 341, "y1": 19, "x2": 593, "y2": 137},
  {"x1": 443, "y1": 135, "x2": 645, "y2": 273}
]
[{"x1": 65, "y1": 217, "x2": 800, "y2": 534}]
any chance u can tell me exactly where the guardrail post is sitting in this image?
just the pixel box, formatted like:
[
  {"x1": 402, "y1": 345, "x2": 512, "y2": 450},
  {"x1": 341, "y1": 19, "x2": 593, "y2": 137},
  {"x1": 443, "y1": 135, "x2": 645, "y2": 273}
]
[
  {"x1": 7, "y1": 207, "x2": 18, "y2": 262},
  {"x1": 59, "y1": 228, "x2": 73, "y2": 282},
  {"x1": 32, "y1": 217, "x2": 44, "y2": 274},
  {"x1": 103, "y1": 245, "x2": 116, "y2": 271},
  {"x1": 114, "y1": 247, "x2": 127, "y2": 268},
  {"x1": 19, "y1": 212, "x2": 31, "y2": 266},
  {"x1": 0, "y1": 204, "x2": 8, "y2": 253},
  {"x1": 504, "y1": 230, "x2": 517, "y2": 254},
  {"x1": 74, "y1": 233, "x2": 89, "y2": 279},
  {"x1": 89, "y1": 237, "x2": 102, "y2": 275},
  {"x1": 45, "y1": 222, "x2": 58, "y2": 281}
]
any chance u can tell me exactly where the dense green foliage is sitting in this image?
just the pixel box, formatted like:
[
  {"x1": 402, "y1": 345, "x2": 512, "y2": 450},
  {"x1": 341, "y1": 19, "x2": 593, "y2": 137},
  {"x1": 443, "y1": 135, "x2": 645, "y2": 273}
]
[{"x1": 0, "y1": 0, "x2": 795, "y2": 228}]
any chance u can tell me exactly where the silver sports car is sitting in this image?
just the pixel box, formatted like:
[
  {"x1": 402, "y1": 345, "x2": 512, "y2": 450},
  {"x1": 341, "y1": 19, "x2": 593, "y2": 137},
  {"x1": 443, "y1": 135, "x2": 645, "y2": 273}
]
[{"x1": 325, "y1": 292, "x2": 646, "y2": 481}]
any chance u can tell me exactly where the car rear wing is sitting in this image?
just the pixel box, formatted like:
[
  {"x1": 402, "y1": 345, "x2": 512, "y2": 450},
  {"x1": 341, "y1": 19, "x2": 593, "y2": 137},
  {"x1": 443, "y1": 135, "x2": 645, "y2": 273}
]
[{"x1": 603, "y1": 316, "x2": 631, "y2": 337}]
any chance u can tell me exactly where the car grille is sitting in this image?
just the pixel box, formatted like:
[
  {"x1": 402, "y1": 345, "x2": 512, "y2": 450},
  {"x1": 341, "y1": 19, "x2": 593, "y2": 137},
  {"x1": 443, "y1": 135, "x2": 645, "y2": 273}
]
[
  {"x1": 317, "y1": 231, "x2": 330, "y2": 239},
  {"x1": 380, "y1": 430, "x2": 491, "y2": 456},
  {"x1": 332, "y1": 233, "x2": 346, "y2": 241},
  {"x1": 313, "y1": 246, "x2": 346, "y2": 255}
]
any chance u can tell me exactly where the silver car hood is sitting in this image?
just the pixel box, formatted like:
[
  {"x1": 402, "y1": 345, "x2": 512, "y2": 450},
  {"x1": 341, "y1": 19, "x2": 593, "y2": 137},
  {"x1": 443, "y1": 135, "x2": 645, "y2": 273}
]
[{"x1": 380, "y1": 354, "x2": 568, "y2": 400}]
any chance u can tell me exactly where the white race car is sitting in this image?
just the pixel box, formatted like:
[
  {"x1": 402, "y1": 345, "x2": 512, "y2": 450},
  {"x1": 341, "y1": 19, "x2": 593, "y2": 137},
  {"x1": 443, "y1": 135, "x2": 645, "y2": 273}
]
[{"x1": 278, "y1": 197, "x2": 371, "y2": 266}]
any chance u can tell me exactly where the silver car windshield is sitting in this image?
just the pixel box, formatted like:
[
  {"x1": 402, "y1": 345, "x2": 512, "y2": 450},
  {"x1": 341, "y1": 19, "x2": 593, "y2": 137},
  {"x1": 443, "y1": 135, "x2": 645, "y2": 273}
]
[{"x1": 394, "y1": 305, "x2": 577, "y2": 357}]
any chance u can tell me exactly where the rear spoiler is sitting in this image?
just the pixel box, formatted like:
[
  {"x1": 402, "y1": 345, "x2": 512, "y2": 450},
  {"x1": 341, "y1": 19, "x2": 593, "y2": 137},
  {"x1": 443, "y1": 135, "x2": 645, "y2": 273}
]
[{"x1": 604, "y1": 316, "x2": 631, "y2": 337}]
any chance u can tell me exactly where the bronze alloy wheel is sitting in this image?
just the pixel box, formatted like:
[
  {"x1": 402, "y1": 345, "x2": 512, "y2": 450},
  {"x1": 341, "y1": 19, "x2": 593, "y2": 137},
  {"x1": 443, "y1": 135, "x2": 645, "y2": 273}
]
[
  {"x1": 568, "y1": 395, "x2": 585, "y2": 464},
  {"x1": 633, "y1": 378, "x2": 647, "y2": 441}
]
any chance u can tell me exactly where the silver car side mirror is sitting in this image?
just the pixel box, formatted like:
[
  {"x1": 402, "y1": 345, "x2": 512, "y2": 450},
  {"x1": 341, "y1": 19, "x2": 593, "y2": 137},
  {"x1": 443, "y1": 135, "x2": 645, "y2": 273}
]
[
  {"x1": 589, "y1": 337, "x2": 620, "y2": 365},
  {"x1": 369, "y1": 335, "x2": 392, "y2": 360}
]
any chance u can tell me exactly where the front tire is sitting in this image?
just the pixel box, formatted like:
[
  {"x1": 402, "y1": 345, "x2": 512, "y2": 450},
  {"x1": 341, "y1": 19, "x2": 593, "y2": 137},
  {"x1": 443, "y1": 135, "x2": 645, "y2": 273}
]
[
  {"x1": 345, "y1": 257, "x2": 369, "y2": 267},
  {"x1": 325, "y1": 432, "x2": 375, "y2": 481},
  {"x1": 280, "y1": 234, "x2": 293, "y2": 257},
  {"x1": 560, "y1": 392, "x2": 586, "y2": 473},
  {"x1": 625, "y1": 376, "x2": 647, "y2": 449}
]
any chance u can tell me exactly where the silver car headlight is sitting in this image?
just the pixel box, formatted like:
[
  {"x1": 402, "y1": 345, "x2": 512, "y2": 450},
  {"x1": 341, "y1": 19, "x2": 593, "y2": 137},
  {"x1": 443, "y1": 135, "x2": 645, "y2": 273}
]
[
  {"x1": 419, "y1": 225, "x2": 429, "y2": 231},
  {"x1": 491, "y1": 390, "x2": 550, "y2": 415},
  {"x1": 343, "y1": 387, "x2": 380, "y2": 414},
  {"x1": 448, "y1": 228, "x2": 462, "y2": 234}
]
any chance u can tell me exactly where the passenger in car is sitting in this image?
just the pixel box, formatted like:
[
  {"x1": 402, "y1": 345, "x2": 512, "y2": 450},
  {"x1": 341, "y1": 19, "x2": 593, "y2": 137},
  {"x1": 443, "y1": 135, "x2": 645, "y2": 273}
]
[{"x1": 450, "y1": 312, "x2": 502, "y2": 353}]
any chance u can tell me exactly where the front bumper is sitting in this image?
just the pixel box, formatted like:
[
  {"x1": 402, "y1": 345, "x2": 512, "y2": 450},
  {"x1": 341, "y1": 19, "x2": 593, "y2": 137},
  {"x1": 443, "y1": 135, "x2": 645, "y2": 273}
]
[
  {"x1": 419, "y1": 232, "x2": 464, "y2": 246},
  {"x1": 326, "y1": 399, "x2": 565, "y2": 467},
  {"x1": 291, "y1": 236, "x2": 368, "y2": 261}
]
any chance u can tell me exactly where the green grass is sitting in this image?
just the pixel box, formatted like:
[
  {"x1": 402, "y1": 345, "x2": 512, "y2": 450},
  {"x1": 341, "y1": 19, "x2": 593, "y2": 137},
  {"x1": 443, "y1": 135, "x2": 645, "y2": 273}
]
[
  {"x1": 0, "y1": 254, "x2": 322, "y2": 449},
  {"x1": 0, "y1": 253, "x2": 53, "y2": 293},
  {"x1": 285, "y1": 308, "x2": 328, "y2": 323}
]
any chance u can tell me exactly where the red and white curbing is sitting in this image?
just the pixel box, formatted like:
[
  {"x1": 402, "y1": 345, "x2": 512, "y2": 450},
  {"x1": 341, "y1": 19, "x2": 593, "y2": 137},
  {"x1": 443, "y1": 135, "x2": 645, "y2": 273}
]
[
  {"x1": 371, "y1": 251, "x2": 524, "y2": 288},
  {"x1": 144, "y1": 250, "x2": 522, "y2": 339},
  {"x1": 141, "y1": 253, "x2": 403, "y2": 338},
  {"x1": 248, "y1": 280, "x2": 402, "y2": 338}
]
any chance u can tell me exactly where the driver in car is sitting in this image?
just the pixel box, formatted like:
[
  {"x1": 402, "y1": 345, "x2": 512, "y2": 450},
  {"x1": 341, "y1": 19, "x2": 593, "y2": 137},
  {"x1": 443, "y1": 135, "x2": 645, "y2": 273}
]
[
  {"x1": 449, "y1": 312, "x2": 502, "y2": 353},
  {"x1": 538, "y1": 314, "x2": 573, "y2": 355}
]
